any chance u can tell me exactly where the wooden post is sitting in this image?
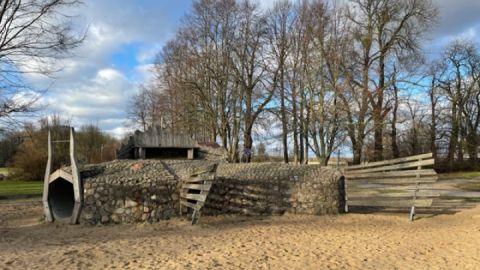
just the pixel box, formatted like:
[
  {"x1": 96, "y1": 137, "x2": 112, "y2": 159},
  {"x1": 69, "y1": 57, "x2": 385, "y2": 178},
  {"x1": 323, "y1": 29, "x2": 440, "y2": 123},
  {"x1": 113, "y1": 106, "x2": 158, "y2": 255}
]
[
  {"x1": 70, "y1": 127, "x2": 82, "y2": 224},
  {"x1": 344, "y1": 167, "x2": 349, "y2": 213},
  {"x1": 410, "y1": 157, "x2": 422, "y2": 222},
  {"x1": 188, "y1": 148, "x2": 194, "y2": 160},
  {"x1": 42, "y1": 131, "x2": 53, "y2": 222},
  {"x1": 138, "y1": 147, "x2": 146, "y2": 159}
]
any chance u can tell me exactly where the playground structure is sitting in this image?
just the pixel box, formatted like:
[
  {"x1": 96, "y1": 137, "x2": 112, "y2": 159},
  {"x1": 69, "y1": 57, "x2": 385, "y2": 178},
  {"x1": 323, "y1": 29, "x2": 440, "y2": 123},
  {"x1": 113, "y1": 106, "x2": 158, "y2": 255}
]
[
  {"x1": 43, "y1": 127, "x2": 82, "y2": 224},
  {"x1": 41, "y1": 128, "x2": 342, "y2": 225},
  {"x1": 42, "y1": 127, "x2": 439, "y2": 225}
]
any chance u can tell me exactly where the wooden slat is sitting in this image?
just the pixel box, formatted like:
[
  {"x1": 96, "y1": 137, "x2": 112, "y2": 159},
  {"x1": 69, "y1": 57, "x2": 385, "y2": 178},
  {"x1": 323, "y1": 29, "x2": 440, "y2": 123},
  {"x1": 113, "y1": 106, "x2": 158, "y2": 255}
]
[
  {"x1": 182, "y1": 183, "x2": 212, "y2": 191},
  {"x1": 346, "y1": 176, "x2": 438, "y2": 185},
  {"x1": 345, "y1": 153, "x2": 433, "y2": 171},
  {"x1": 180, "y1": 200, "x2": 202, "y2": 211},
  {"x1": 348, "y1": 198, "x2": 433, "y2": 207},
  {"x1": 181, "y1": 193, "x2": 207, "y2": 202},
  {"x1": 348, "y1": 191, "x2": 440, "y2": 198},
  {"x1": 347, "y1": 184, "x2": 434, "y2": 190},
  {"x1": 345, "y1": 169, "x2": 437, "y2": 179},
  {"x1": 184, "y1": 175, "x2": 215, "y2": 183},
  {"x1": 346, "y1": 159, "x2": 434, "y2": 174},
  {"x1": 49, "y1": 169, "x2": 73, "y2": 183},
  {"x1": 190, "y1": 165, "x2": 217, "y2": 177}
]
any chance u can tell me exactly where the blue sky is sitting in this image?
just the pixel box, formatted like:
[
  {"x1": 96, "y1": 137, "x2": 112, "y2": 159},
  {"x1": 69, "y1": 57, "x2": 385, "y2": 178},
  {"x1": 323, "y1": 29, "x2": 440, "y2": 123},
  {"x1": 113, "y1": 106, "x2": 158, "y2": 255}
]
[{"x1": 24, "y1": 0, "x2": 480, "y2": 139}]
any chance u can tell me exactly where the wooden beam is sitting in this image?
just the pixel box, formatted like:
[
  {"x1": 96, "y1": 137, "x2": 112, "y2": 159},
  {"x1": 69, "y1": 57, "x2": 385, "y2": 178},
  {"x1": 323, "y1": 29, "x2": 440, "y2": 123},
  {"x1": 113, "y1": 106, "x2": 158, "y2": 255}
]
[
  {"x1": 345, "y1": 159, "x2": 434, "y2": 174},
  {"x1": 181, "y1": 193, "x2": 207, "y2": 202},
  {"x1": 348, "y1": 199, "x2": 433, "y2": 207},
  {"x1": 180, "y1": 200, "x2": 202, "y2": 211},
  {"x1": 345, "y1": 153, "x2": 433, "y2": 170},
  {"x1": 184, "y1": 175, "x2": 215, "y2": 183},
  {"x1": 345, "y1": 169, "x2": 437, "y2": 179},
  {"x1": 346, "y1": 176, "x2": 438, "y2": 185},
  {"x1": 347, "y1": 184, "x2": 434, "y2": 190},
  {"x1": 182, "y1": 183, "x2": 212, "y2": 191},
  {"x1": 348, "y1": 191, "x2": 440, "y2": 198},
  {"x1": 190, "y1": 165, "x2": 217, "y2": 177},
  {"x1": 49, "y1": 169, "x2": 73, "y2": 183}
]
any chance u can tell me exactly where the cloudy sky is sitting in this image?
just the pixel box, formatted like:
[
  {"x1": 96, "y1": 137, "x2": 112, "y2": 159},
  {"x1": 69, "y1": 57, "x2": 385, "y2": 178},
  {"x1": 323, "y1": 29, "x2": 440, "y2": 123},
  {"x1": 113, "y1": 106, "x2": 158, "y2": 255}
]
[{"x1": 28, "y1": 0, "x2": 480, "y2": 139}]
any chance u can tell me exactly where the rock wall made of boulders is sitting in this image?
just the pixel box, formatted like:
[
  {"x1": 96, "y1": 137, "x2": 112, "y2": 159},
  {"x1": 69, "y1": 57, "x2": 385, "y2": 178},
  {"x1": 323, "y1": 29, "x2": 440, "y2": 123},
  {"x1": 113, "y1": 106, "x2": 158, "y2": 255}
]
[
  {"x1": 205, "y1": 163, "x2": 343, "y2": 216},
  {"x1": 75, "y1": 160, "x2": 343, "y2": 225},
  {"x1": 80, "y1": 160, "x2": 178, "y2": 225}
]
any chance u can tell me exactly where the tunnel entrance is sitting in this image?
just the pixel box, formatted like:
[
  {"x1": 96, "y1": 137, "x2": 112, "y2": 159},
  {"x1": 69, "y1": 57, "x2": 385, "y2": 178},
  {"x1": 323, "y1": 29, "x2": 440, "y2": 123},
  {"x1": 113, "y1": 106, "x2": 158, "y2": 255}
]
[
  {"x1": 144, "y1": 147, "x2": 194, "y2": 159},
  {"x1": 48, "y1": 178, "x2": 75, "y2": 222}
]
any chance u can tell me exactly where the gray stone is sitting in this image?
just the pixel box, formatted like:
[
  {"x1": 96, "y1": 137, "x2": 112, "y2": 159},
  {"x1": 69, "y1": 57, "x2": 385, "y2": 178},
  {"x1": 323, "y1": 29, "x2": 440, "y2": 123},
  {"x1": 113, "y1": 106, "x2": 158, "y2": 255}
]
[{"x1": 125, "y1": 199, "x2": 138, "y2": 208}]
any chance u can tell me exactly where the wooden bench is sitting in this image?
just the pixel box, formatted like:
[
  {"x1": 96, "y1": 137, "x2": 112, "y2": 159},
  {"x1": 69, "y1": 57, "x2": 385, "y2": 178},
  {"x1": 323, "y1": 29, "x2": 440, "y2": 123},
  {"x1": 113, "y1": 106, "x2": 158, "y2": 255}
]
[
  {"x1": 343, "y1": 153, "x2": 438, "y2": 221},
  {"x1": 180, "y1": 164, "x2": 217, "y2": 225}
]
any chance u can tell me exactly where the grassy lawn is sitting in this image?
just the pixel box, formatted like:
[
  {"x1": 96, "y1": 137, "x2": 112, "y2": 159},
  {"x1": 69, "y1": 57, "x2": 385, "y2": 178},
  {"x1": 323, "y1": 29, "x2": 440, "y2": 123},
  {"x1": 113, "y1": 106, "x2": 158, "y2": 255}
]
[
  {"x1": 439, "y1": 195, "x2": 480, "y2": 203},
  {"x1": 0, "y1": 180, "x2": 43, "y2": 197},
  {"x1": 439, "y1": 171, "x2": 480, "y2": 180},
  {"x1": 456, "y1": 182, "x2": 480, "y2": 191}
]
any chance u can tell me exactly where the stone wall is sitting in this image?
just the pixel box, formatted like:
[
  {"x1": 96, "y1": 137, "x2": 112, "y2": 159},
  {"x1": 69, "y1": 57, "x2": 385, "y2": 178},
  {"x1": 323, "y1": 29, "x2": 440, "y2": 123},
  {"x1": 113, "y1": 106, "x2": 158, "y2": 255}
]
[
  {"x1": 77, "y1": 160, "x2": 344, "y2": 224},
  {"x1": 80, "y1": 160, "x2": 178, "y2": 225},
  {"x1": 207, "y1": 164, "x2": 343, "y2": 216}
]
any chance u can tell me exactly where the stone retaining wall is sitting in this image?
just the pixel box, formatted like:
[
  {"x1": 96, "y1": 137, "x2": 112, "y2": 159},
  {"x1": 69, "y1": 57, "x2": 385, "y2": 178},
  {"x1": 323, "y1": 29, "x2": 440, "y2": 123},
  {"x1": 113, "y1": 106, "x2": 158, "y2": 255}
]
[
  {"x1": 78, "y1": 160, "x2": 344, "y2": 224},
  {"x1": 207, "y1": 164, "x2": 343, "y2": 216},
  {"x1": 80, "y1": 160, "x2": 178, "y2": 225}
]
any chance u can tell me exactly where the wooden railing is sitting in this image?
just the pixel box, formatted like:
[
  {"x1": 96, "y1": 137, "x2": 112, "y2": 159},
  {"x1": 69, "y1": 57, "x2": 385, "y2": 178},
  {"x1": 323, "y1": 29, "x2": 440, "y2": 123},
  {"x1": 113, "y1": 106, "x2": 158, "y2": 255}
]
[{"x1": 343, "y1": 153, "x2": 438, "y2": 221}]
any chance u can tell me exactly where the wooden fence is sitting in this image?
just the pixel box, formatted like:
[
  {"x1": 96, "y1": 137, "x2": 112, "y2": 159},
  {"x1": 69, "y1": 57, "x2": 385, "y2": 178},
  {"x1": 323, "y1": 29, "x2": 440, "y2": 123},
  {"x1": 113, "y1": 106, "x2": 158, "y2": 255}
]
[{"x1": 343, "y1": 153, "x2": 438, "y2": 221}]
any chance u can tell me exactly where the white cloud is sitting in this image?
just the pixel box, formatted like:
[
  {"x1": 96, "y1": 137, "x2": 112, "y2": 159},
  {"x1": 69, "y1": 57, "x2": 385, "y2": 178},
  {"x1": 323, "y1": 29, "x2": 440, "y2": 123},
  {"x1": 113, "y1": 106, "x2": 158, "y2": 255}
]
[
  {"x1": 40, "y1": 67, "x2": 133, "y2": 137},
  {"x1": 12, "y1": 0, "x2": 480, "y2": 141},
  {"x1": 18, "y1": 1, "x2": 190, "y2": 138}
]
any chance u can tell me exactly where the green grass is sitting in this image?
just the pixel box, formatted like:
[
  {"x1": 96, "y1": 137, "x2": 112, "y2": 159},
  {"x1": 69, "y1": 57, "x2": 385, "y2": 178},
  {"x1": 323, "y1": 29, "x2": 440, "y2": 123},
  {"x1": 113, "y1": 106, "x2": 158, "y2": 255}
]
[
  {"x1": 0, "y1": 180, "x2": 43, "y2": 197},
  {"x1": 439, "y1": 171, "x2": 480, "y2": 180},
  {"x1": 456, "y1": 183, "x2": 480, "y2": 191},
  {"x1": 440, "y1": 195, "x2": 480, "y2": 203}
]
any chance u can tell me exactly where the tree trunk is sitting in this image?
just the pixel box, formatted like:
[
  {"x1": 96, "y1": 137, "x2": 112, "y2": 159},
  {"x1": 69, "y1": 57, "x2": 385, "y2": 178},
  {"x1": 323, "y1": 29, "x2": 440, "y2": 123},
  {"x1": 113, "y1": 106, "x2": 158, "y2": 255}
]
[
  {"x1": 280, "y1": 68, "x2": 289, "y2": 163},
  {"x1": 391, "y1": 74, "x2": 400, "y2": 158}
]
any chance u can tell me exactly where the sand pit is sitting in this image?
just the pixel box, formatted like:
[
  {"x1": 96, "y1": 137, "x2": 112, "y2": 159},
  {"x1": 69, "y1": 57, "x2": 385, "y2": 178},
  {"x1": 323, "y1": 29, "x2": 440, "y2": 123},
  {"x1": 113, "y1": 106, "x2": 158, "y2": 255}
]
[{"x1": 1, "y1": 199, "x2": 479, "y2": 269}]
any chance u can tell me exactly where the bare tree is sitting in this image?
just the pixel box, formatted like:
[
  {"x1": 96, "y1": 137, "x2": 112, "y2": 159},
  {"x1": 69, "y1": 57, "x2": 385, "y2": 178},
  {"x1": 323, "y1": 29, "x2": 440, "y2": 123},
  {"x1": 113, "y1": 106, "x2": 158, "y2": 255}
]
[
  {"x1": 266, "y1": 0, "x2": 295, "y2": 163},
  {"x1": 435, "y1": 40, "x2": 480, "y2": 168},
  {"x1": 345, "y1": 0, "x2": 437, "y2": 163},
  {"x1": 0, "y1": 0, "x2": 84, "y2": 128}
]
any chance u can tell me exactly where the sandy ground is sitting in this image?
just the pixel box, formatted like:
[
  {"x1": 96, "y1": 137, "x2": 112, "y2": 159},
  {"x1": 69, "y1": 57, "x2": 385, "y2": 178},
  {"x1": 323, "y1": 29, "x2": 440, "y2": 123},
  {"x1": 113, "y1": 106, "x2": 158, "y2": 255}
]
[{"x1": 0, "y1": 199, "x2": 479, "y2": 270}]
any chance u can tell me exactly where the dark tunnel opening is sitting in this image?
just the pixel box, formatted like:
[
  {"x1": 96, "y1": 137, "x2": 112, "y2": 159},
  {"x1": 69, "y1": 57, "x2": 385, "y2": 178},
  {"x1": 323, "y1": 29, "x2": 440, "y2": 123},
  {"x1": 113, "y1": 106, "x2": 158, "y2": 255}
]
[
  {"x1": 48, "y1": 178, "x2": 75, "y2": 222},
  {"x1": 145, "y1": 147, "x2": 193, "y2": 159}
]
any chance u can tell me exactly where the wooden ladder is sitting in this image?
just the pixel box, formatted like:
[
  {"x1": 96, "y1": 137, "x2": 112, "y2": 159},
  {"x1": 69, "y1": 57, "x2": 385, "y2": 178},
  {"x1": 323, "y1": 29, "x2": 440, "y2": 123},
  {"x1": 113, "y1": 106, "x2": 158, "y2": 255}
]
[{"x1": 180, "y1": 164, "x2": 217, "y2": 225}]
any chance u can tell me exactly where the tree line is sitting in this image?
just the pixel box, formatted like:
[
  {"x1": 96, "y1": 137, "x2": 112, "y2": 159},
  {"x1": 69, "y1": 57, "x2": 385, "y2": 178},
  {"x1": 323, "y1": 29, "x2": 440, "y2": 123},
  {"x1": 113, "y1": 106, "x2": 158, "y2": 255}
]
[
  {"x1": 0, "y1": 116, "x2": 118, "y2": 181},
  {"x1": 134, "y1": 0, "x2": 480, "y2": 168}
]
